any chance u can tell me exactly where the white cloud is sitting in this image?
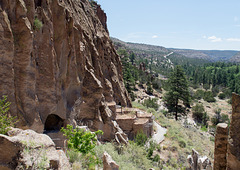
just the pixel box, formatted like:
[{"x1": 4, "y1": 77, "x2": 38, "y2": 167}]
[
  {"x1": 226, "y1": 38, "x2": 240, "y2": 42},
  {"x1": 208, "y1": 36, "x2": 222, "y2": 42},
  {"x1": 202, "y1": 35, "x2": 207, "y2": 39},
  {"x1": 234, "y1": 16, "x2": 239, "y2": 22},
  {"x1": 152, "y1": 35, "x2": 158, "y2": 39}
]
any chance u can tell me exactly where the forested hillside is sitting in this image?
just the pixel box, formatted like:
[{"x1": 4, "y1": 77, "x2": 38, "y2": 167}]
[
  {"x1": 170, "y1": 48, "x2": 239, "y2": 61},
  {"x1": 184, "y1": 62, "x2": 240, "y2": 95}
]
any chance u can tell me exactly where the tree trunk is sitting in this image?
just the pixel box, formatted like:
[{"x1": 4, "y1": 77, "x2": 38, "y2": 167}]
[{"x1": 175, "y1": 99, "x2": 178, "y2": 120}]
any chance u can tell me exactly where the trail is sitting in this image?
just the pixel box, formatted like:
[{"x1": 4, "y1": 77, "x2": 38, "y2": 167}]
[
  {"x1": 163, "y1": 52, "x2": 174, "y2": 68},
  {"x1": 151, "y1": 120, "x2": 167, "y2": 144}
]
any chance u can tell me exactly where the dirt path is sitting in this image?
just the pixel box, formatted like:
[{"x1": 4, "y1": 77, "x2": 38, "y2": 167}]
[{"x1": 152, "y1": 121, "x2": 167, "y2": 144}]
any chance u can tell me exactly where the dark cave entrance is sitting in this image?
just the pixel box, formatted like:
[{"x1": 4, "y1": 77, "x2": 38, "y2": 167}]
[
  {"x1": 35, "y1": 0, "x2": 42, "y2": 7},
  {"x1": 44, "y1": 114, "x2": 64, "y2": 133}
]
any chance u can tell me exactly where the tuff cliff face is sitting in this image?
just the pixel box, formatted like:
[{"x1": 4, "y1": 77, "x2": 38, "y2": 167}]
[
  {"x1": 213, "y1": 93, "x2": 240, "y2": 169},
  {"x1": 0, "y1": 0, "x2": 131, "y2": 141}
]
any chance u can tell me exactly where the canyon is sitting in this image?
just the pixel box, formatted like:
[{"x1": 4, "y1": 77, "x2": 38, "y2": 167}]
[{"x1": 0, "y1": 0, "x2": 132, "y2": 143}]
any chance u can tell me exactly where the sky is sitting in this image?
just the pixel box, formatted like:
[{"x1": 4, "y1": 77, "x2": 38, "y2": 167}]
[{"x1": 98, "y1": 0, "x2": 240, "y2": 50}]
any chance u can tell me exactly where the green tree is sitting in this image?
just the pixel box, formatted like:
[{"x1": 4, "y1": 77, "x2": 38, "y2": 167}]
[
  {"x1": 164, "y1": 66, "x2": 190, "y2": 120},
  {"x1": 0, "y1": 95, "x2": 16, "y2": 134},
  {"x1": 61, "y1": 125, "x2": 103, "y2": 154},
  {"x1": 192, "y1": 103, "x2": 209, "y2": 126}
]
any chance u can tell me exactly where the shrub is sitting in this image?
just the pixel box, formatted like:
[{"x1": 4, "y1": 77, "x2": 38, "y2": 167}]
[
  {"x1": 203, "y1": 83, "x2": 210, "y2": 90},
  {"x1": 61, "y1": 125, "x2": 103, "y2": 154},
  {"x1": 211, "y1": 109, "x2": 222, "y2": 126},
  {"x1": 61, "y1": 125, "x2": 103, "y2": 168},
  {"x1": 218, "y1": 92, "x2": 226, "y2": 99},
  {"x1": 193, "y1": 89, "x2": 204, "y2": 100},
  {"x1": 201, "y1": 125, "x2": 208, "y2": 132},
  {"x1": 146, "y1": 84, "x2": 153, "y2": 95},
  {"x1": 143, "y1": 98, "x2": 158, "y2": 111},
  {"x1": 135, "y1": 131, "x2": 148, "y2": 147},
  {"x1": 221, "y1": 114, "x2": 230, "y2": 124},
  {"x1": 211, "y1": 86, "x2": 219, "y2": 97},
  {"x1": 0, "y1": 95, "x2": 16, "y2": 134},
  {"x1": 222, "y1": 88, "x2": 232, "y2": 98},
  {"x1": 178, "y1": 140, "x2": 186, "y2": 148},
  {"x1": 203, "y1": 91, "x2": 216, "y2": 102},
  {"x1": 34, "y1": 18, "x2": 43, "y2": 30},
  {"x1": 192, "y1": 104, "x2": 205, "y2": 122},
  {"x1": 192, "y1": 103, "x2": 209, "y2": 126}
]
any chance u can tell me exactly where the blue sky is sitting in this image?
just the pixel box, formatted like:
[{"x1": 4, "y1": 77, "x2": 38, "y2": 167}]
[{"x1": 99, "y1": 0, "x2": 240, "y2": 50}]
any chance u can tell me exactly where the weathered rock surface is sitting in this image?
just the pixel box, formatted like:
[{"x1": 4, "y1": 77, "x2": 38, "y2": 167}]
[
  {"x1": 0, "y1": 128, "x2": 70, "y2": 170},
  {"x1": 227, "y1": 93, "x2": 240, "y2": 169},
  {"x1": 187, "y1": 149, "x2": 212, "y2": 170},
  {"x1": 214, "y1": 123, "x2": 228, "y2": 170},
  {"x1": 102, "y1": 151, "x2": 119, "y2": 170},
  {"x1": 0, "y1": 0, "x2": 131, "y2": 142}
]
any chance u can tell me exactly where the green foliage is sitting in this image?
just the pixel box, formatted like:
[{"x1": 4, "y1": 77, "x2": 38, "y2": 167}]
[
  {"x1": 33, "y1": 18, "x2": 43, "y2": 30},
  {"x1": 94, "y1": 142, "x2": 157, "y2": 169},
  {"x1": 218, "y1": 92, "x2": 226, "y2": 99},
  {"x1": 61, "y1": 125, "x2": 103, "y2": 168},
  {"x1": 193, "y1": 89, "x2": 204, "y2": 100},
  {"x1": 201, "y1": 125, "x2": 208, "y2": 132},
  {"x1": 203, "y1": 91, "x2": 216, "y2": 102},
  {"x1": 135, "y1": 131, "x2": 148, "y2": 147},
  {"x1": 143, "y1": 98, "x2": 159, "y2": 111},
  {"x1": 164, "y1": 65, "x2": 190, "y2": 120},
  {"x1": 61, "y1": 124, "x2": 103, "y2": 154},
  {"x1": 211, "y1": 85, "x2": 220, "y2": 97},
  {"x1": 221, "y1": 114, "x2": 230, "y2": 124},
  {"x1": 185, "y1": 62, "x2": 240, "y2": 96},
  {"x1": 146, "y1": 83, "x2": 153, "y2": 95},
  {"x1": 192, "y1": 103, "x2": 208, "y2": 126},
  {"x1": 211, "y1": 109, "x2": 222, "y2": 126},
  {"x1": 0, "y1": 95, "x2": 16, "y2": 134}
]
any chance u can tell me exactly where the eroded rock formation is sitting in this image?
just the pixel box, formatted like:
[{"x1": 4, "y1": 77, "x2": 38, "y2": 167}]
[
  {"x1": 102, "y1": 151, "x2": 119, "y2": 170},
  {"x1": 0, "y1": 0, "x2": 131, "y2": 142},
  {"x1": 227, "y1": 93, "x2": 240, "y2": 169},
  {"x1": 214, "y1": 123, "x2": 228, "y2": 170},
  {"x1": 0, "y1": 128, "x2": 70, "y2": 170},
  {"x1": 187, "y1": 149, "x2": 212, "y2": 170},
  {"x1": 213, "y1": 93, "x2": 240, "y2": 170}
]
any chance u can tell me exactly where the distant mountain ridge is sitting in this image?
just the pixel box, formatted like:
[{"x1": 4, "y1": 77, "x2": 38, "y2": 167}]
[
  {"x1": 112, "y1": 37, "x2": 239, "y2": 62},
  {"x1": 170, "y1": 48, "x2": 239, "y2": 62},
  {"x1": 230, "y1": 52, "x2": 240, "y2": 63}
]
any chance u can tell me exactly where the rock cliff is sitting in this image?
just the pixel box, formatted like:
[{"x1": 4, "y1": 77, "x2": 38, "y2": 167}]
[
  {"x1": 213, "y1": 93, "x2": 240, "y2": 169},
  {"x1": 0, "y1": 0, "x2": 131, "y2": 142}
]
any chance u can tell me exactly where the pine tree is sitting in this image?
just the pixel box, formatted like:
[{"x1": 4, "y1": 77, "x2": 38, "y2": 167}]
[{"x1": 164, "y1": 65, "x2": 190, "y2": 120}]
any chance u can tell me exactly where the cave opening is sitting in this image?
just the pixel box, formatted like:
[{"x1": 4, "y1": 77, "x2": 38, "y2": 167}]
[
  {"x1": 44, "y1": 114, "x2": 64, "y2": 133},
  {"x1": 35, "y1": 0, "x2": 42, "y2": 8}
]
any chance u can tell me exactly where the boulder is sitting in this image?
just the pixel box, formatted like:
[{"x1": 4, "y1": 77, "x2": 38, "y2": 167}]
[
  {"x1": 102, "y1": 151, "x2": 119, "y2": 170},
  {"x1": 0, "y1": 128, "x2": 70, "y2": 170},
  {"x1": 187, "y1": 149, "x2": 212, "y2": 170}
]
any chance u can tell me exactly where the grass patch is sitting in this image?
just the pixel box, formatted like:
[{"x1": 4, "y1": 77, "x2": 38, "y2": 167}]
[
  {"x1": 94, "y1": 142, "x2": 157, "y2": 170},
  {"x1": 34, "y1": 18, "x2": 43, "y2": 30}
]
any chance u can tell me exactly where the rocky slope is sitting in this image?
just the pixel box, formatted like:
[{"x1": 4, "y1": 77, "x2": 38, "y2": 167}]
[{"x1": 0, "y1": 0, "x2": 131, "y2": 142}]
